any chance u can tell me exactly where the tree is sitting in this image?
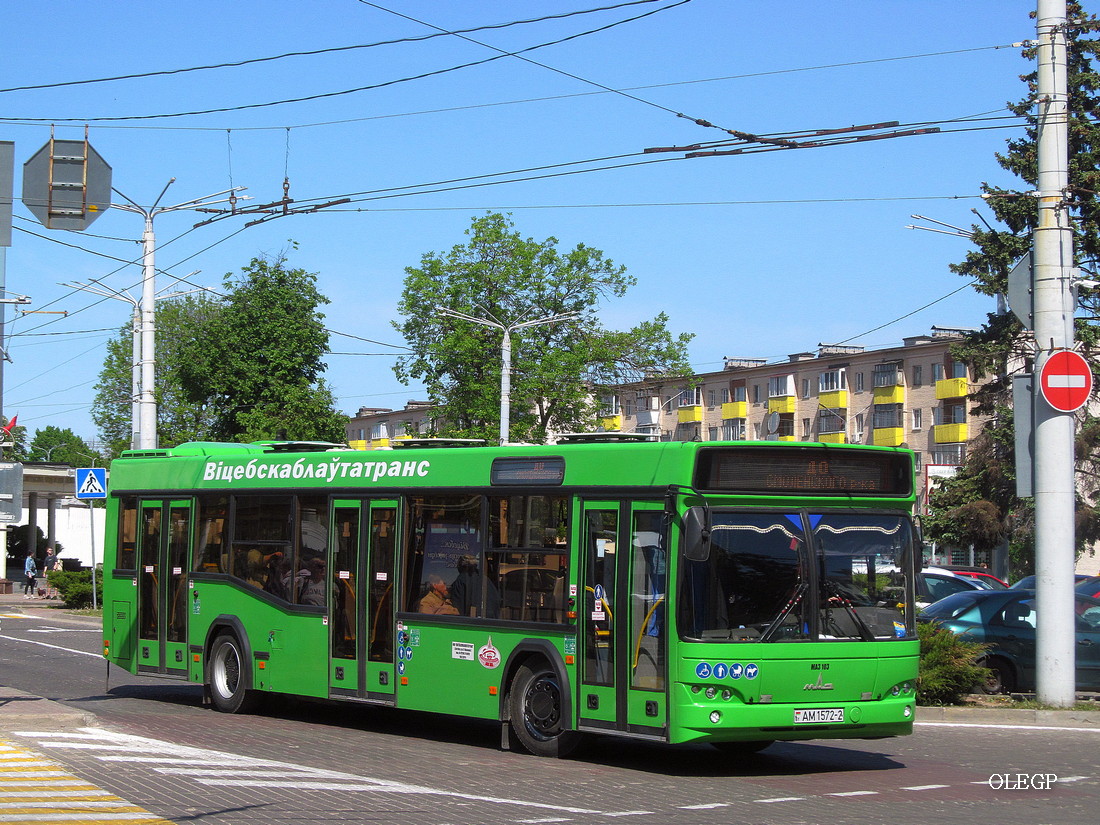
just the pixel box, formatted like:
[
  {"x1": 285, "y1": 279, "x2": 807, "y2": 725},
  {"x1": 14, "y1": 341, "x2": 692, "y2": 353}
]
[
  {"x1": 0, "y1": 416, "x2": 29, "y2": 462},
  {"x1": 178, "y1": 252, "x2": 347, "y2": 443},
  {"x1": 27, "y1": 426, "x2": 96, "y2": 466},
  {"x1": 393, "y1": 213, "x2": 694, "y2": 442},
  {"x1": 924, "y1": 4, "x2": 1100, "y2": 573},
  {"x1": 92, "y1": 294, "x2": 222, "y2": 457}
]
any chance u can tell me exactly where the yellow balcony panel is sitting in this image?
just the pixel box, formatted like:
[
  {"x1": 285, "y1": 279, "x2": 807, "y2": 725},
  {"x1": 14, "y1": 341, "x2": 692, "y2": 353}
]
[
  {"x1": 872, "y1": 427, "x2": 905, "y2": 447},
  {"x1": 678, "y1": 406, "x2": 703, "y2": 423},
  {"x1": 818, "y1": 432, "x2": 847, "y2": 444},
  {"x1": 348, "y1": 439, "x2": 369, "y2": 451},
  {"x1": 936, "y1": 377, "x2": 969, "y2": 399},
  {"x1": 819, "y1": 389, "x2": 848, "y2": 410},
  {"x1": 600, "y1": 415, "x2": 623, "y2": 431},
  {"x1": 370, "y1": 438, "x2": 391, "y2": 448},
  {"x1": 873, "y1": 384, "x2": 906, "y2": 404},
  {"x1": 767, "y1": 396, "x2": 796, "y2": 414},
  {"x1": 778, "y1": 435, "x2": 796, "y2": 442},
  {"x1": 934, "y1": 422, "x2": 969, "y2": 443},
  {"x1": 721, "y1": 401, "x2": 747, "y2": 419}
]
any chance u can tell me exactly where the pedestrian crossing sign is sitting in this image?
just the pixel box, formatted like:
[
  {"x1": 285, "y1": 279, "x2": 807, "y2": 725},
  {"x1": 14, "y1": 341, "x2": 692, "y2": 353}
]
[{"x1": 75, "y1": 467, "x2": 107, "y2": 499}]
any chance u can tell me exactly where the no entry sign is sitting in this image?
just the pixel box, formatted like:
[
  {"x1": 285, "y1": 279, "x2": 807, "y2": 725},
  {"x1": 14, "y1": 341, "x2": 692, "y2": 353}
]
[{"x1": 1039, "y1": 350, "x2": 1094, "y2": 412}]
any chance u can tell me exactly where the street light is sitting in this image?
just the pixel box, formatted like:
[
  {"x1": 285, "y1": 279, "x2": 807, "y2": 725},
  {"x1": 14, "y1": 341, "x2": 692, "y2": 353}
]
[{"x1": 436, "y1": 306, "x2": 579, "y2": 444}]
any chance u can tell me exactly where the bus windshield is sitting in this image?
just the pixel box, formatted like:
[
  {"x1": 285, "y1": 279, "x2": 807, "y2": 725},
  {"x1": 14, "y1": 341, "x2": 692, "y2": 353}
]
[{"x1": 678, "y1": 512, "x2": 913, "y2": 642}]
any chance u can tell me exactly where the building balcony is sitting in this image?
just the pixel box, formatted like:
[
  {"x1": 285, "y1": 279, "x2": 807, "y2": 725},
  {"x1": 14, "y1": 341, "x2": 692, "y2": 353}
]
[
  {"x1": 678, "y1": 406, "x2": 702, "y2": 423},
  {"x1": 934, "y1": 422, "x2": 969, "y2": 443},
  {"x1": 872, "y1": 384, "x2": 906, "y2": 404},
  {"x1": 721, "y1": 400, "x2": 747, "y2": 419},
  {"x1": 819, "y1": 389, "x2": 848, "y2": 410},
  {"x1": 371, "y1": 438, "x2": 391, "y2": 448},
  {"x1": 635, "y1": 409, "x2": 660, "y2": 427},
  {"x1": 818, "y1": 432, "x2": 847, "y2": 444},
  {"x1": 348, "y1": 439, "x2": 369, "y2": 451},
  {"x1": 600, "y1": 414, "x2": 623, "y2": 431},
  {"x1": 777, "y1": 434, "x2": 796, "y2": 442},
  {"x1": 767, "y1": 395, "x2": 796, "y2": 414},
  {"x1": 872, "y1": 427, "x2": 905, "y2": 447},
  {"x1": 935, "y1": 377, "x2": 969, "y2": 399}
]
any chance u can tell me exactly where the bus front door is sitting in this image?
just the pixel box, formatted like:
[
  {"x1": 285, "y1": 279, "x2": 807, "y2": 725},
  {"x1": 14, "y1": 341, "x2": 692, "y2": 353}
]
[
  {"x1": 578, "y1": 501, "x2": 667, "y2": 738},
  {"x1": 136, "y1": 500, "x2": 192, "y2": 677},
  {"x1": 329, "y1": 499, "x2": 398, "y2": 703}
]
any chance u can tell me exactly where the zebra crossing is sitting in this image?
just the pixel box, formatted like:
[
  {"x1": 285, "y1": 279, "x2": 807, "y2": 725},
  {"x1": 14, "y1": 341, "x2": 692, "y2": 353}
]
[{"x1": 0, "y1": 737, "x2": 175, "y2": 824}]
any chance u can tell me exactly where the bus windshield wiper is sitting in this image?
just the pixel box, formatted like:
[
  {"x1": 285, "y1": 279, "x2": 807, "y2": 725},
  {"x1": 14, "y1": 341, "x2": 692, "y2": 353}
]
[
  {"x1": 759, "y1": 582, "x2": 808, "y2": 642},
  {"x1": 821, "y1": 580, "x2": 875, "y2": 641}
]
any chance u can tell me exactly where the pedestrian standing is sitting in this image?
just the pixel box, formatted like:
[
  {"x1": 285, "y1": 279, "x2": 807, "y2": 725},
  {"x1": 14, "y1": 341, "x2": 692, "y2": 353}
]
[
  {"x1": 22, "y1": 550, "x2": 37, "y2": 599},
  {"x1": 42, "y1": 545, "x2": 59, "y2": 599}
]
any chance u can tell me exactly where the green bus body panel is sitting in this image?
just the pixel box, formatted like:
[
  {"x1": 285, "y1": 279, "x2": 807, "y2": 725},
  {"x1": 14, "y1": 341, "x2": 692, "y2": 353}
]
[{"x1": 100, "y1": 440, "x2": 919, "y2": 750}]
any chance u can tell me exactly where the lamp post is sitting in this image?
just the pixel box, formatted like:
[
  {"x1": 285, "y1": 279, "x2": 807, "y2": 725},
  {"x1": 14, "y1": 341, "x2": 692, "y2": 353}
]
[{"x1": 436, "y1": 307, "x2": 579, "y2": 444}]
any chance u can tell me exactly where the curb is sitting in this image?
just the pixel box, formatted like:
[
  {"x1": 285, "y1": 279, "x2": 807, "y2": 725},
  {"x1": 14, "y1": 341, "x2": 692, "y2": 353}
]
[
  {"x1": 917, "y1": 704, "x2": 1100, "y2": 727},
  {"x1": 0, "y1": 687, "x2": 96, "y2": 731}
]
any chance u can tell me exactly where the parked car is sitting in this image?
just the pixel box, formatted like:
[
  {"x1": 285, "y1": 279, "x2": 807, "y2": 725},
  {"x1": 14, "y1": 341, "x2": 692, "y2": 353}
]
[
  {"x1": 936, "y1": 565, "x2": 1008, "y2": 589},
  {"x1": 1011, "y1": 573, "x2": 1091, "y2": 589},
  {"x1": 1076, "y1": 576, "x2": 1100, "y2": 600},
  {"x1": 918, "y1": 589, "x2": 1100, "y2": 693},
  {"x1": 916, "y1": 568, "x2": 984, "y2": 609}
]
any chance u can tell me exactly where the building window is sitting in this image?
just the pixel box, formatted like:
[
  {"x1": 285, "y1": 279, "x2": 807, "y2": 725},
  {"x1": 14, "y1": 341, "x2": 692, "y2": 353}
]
[
  {"x1": 599, "y1": 395, "x2": 620, "y2": 416},
  {"x1": 802, "y1": 417, "x2": 812, "y2": 438},
  {"x1": 818, "y1": 369, "x2": 846, "y2": 392},
  {"x1": 817, "y1": 409, "x2": 845, "y2": 434},
  {"x1": 768, "y1": 375, "x2": 794, "y2": 397},
  {"x1": 936, "y1": 402, "x2": 967, "y2": 425},
  {"x1": 932, "y1": 444, "x2": 965, "y2": 465},
  {"x1": 752, "y1": 385, "x2": 761, "y2": 404},
  {"x1": 932, "y1": 362, "x2": 945, "y2": 381},
  {"x1": 708, "y1": 426, "x2": 719, "y2": 441},
  {"x1": 855, "y1": 372, "x2": 865, "y2": 392},
  {"x1": 721, "y1": 387, "x2": 731, "y2": 403},
  {"x1": 731, "y1": 385, "x2": 745, "y2": 403},
  {"x1": 913, "y1": 452, "x2": 922, "y2": 473},
  {"x1": 912, "y1": 408, "x2": 923, "y2": 431},
  {"x1": 623, "y1": 399, "x2": 635, "y2": 417},
  {"x1": 370, "y1": 422, "x2": 388, "y2": 440},
  {"x1": 707, "y1": 389, "x2": 717, "y2": 408},
  {"x1": 723, "y1": 419, "x2": 746, "y2": 440},
  {"x1": 912, "y1": 365, "x2": 923, "y2": 387},
  {"x1": 873, "y1": 362, "x2": 903, "y2": 387},
  {"x1": 801, "y1": 378, "x2": 811, "y2": 399},
  {"x1": 679, "y1": 388, "x2": 700, "y2": 407},
  {"x1": 872, "y1": 404, "x2": 903, "y2": 429},
  {"x1": 951, "y1": 361, "x2": 967, "y2": 379},
  {"x1": 854, "y1": 413, "x2": 865, "y2": 441}
]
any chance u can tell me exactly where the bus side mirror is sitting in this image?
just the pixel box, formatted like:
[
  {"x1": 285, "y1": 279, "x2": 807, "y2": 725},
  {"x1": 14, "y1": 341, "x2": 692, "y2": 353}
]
[{"x1": 683, "y1": 507, "x2": 711, "y2": 562}]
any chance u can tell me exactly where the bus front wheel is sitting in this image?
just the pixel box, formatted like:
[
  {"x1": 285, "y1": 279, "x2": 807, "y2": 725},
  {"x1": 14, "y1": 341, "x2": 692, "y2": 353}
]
[
  {"x1": 208, "y1": 633, "x2": 259, "y2": 714},
  {"x1": 508, "y1": 662, "x2": 581, "y2": 758}
]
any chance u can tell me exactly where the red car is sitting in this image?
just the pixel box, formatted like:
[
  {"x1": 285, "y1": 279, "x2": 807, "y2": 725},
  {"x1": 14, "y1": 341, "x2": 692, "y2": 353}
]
[{"x1": 937, "y1": 565, "x2": 1008, "y2": 590}]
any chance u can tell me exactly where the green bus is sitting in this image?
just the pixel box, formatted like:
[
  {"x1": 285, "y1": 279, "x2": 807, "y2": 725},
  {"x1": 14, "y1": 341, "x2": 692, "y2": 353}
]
[{"x1": 101, "y1": 436, "x2": 920, "y2": 758}]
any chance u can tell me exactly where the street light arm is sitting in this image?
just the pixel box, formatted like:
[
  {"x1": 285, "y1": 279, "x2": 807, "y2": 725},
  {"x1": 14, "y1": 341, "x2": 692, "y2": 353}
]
[
  {"x1": 436, "y1": 306, "x2": 504, "y2": 329},
  {"x1": 511, "y1": 311, "x2": 581, "y2": 331}
]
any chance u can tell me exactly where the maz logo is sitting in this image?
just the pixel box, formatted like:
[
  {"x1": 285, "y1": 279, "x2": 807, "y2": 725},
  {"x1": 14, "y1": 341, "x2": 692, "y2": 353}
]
[{"x1": 803, "y1": 674, "x2": 834, "y2": 691}]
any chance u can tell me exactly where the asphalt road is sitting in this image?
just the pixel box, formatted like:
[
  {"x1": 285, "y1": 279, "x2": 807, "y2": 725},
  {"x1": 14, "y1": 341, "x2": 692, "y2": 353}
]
[{"x1": 2, "y1": 605, "x2": 1099, "y2": 825}]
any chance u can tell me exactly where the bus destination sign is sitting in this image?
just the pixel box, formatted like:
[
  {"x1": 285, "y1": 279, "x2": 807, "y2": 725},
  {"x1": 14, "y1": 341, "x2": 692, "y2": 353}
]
[{"x1": 694, "y1": 447, "x2": 912, "y2": 497}]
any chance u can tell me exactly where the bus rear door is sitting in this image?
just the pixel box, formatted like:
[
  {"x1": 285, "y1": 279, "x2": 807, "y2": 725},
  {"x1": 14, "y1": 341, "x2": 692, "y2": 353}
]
[
  {"x1": 329, "y1": 499, "x2": 398, "y2": 703},
  {"x1": 136, "y1": 500, "x2": 192, "y2": 677},
  {"x1": 578, "y1": 501, "x2": 668, "y2": 738}
]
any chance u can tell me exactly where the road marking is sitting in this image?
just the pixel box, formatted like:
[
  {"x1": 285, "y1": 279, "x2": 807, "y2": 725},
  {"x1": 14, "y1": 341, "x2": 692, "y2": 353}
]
[
  {"x1": 901, "y1": 784, "x2": 949, "y2": 790},
  {"x1": 0, "y1": 737, "x2": 175, "y2": 824},
  {"x1": 917, "y1": 721, "x2": 1100, "y2": 733},
  {"x1": 679, "y1": 803, "x2": 731, "y2": 809},
  {"x1": 827, "y1": 790, "x2": 878, "y2": 796},
  {"x1": 0, "y1": 634, "x2": 102, "y2": 659},
  {"x1": 755, "y1": 797, "x2": 806, "y2": 803}
]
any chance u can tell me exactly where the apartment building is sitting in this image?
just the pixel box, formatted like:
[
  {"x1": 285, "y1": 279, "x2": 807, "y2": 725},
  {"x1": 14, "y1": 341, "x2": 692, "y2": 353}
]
[{"x1": 344, "y1": 327, "x2": 987, "y2": 512}]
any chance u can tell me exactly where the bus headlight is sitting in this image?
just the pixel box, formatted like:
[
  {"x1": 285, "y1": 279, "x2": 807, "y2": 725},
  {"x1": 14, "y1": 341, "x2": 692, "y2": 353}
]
[{"x1": 705, "y1": 687, "x2": 717, "y2": 699}]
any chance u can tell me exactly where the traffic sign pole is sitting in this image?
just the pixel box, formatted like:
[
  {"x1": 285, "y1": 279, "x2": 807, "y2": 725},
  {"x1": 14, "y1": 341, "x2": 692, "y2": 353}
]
[{"x1": 1033, "y1": 0, "x2": 1077, "y2": 708}]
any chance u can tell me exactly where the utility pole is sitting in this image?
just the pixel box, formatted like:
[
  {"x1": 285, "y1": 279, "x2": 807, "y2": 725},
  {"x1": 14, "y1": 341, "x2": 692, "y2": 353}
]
[
  {"x1": 1033, "y1": 0, "x2": 1077, "y2": 707},
  {"x1": 112, "y1": 182, "x2": 245, "y2": 449},
  {"x1": 436, "y1": 307, "x2": 579, "y2": 444}
]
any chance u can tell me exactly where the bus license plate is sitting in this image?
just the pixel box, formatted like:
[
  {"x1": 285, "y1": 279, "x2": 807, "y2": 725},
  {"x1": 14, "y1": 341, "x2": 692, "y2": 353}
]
[{"x1": 794, "y1": 708, "x2": 845, "y2": 724}]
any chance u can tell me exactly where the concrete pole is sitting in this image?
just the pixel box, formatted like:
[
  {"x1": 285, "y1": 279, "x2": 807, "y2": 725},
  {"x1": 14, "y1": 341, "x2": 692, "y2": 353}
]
[
  {"x1": 1033, "y1": 0, "x2": 1077, "y2": 707},
  {"x1": 500, "y1": 327, "x2": 512, "y2": 445},
  {"x1": 138, "y1": 215, "x2": 157, "y2": 449},
  {"x1": 130, "y1": 304, "x2": 141, "y2": 450}
]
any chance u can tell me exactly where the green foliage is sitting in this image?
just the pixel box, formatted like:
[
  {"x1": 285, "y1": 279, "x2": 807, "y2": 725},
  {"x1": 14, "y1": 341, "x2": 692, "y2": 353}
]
[
  {"x1": 917, "y1": 621, "x2": 990, "y2": 706},
  {"x1": 178, "y1": 252, "x2": 347, "y2": 443},
  {"x1": 27, "y1": 425, "x2": 97, "y2": 466},
  {"x1": 93, "y1": 252, "x2": 347, "y2": 452},
  {"x1": 46, "y1": 569, "x2": 102, "y2": 610},
  {"x1": 394, "y1": 213, "x2": 694, "y2": 442},
  {"x1": 1, "y1": 416, "x2": 29, "y2": 462},
  {"x1": 926, "y1": 5, "x2": 1100, "y2": 574}
]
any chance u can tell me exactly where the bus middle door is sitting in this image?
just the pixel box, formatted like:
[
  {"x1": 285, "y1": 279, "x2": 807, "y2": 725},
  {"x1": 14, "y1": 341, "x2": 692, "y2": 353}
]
[
  {"x1": 136, "y1": 500, "x2": 192, "y2": 677},
  {"x1": 578, "y1": 501, "x2": 668, "y2": 738},
  {"x1": 329, "y1": 499, "x2": 398, "y2": 703}
]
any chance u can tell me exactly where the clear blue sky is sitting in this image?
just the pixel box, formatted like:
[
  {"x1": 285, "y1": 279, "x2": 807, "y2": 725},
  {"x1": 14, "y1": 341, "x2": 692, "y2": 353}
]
[{"x1": 0, "y1": 0, "x2": 1037, "y2": 445}]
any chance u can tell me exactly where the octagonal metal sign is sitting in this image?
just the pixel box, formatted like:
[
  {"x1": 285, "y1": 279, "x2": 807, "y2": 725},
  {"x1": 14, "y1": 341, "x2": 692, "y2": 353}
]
[{"x1": 22, "y1": 138, "x2": 112, "y2": 230}]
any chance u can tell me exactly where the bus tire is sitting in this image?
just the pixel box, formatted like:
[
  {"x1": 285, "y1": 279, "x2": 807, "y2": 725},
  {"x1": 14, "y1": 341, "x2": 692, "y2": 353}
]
[
  {"x1": 208, "y1": 633, "x2": 259, "y2": 714},
  {"x1": 508, "y1": 662, "x2": 580, "y2": 758}
]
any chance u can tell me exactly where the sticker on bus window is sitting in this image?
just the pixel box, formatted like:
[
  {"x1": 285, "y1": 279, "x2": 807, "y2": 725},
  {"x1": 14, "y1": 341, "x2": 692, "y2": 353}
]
[
  {"x1": 144, "y1": 566, "x2": 154, "y2": 573},
  {"x1": 172, "y1": 567, "x2": 182, "y2": 575},
  {"x1": 592, "y1": 611, "x2": 605, "y2": 621},
  {"x1": 893, "y1": 621, "x2": 906, "y2": 638},
  {"x1": 376, "y1": 572, "x2": 388, "y2": 581},
  {"x1": 569, "y1": 584, "x2": 578, "y2": 598},
  {"x1": 339, "y1": 571, "x2": 351, "y2": 580}
]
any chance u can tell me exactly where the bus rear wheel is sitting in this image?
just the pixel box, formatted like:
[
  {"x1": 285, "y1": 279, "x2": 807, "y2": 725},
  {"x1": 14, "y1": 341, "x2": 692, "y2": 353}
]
[
  {"x1": 508, "y1": 662, "x2": 580, "y2": 758},
  {"x1": 208, "y1": 633, "x2": 259, "y2": 714}
]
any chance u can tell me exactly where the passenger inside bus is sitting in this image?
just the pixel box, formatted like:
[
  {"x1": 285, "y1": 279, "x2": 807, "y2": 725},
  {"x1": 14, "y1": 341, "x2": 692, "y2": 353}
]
[{"x1": 418, "y1": 574, "x2": 460, "y2": 615}]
